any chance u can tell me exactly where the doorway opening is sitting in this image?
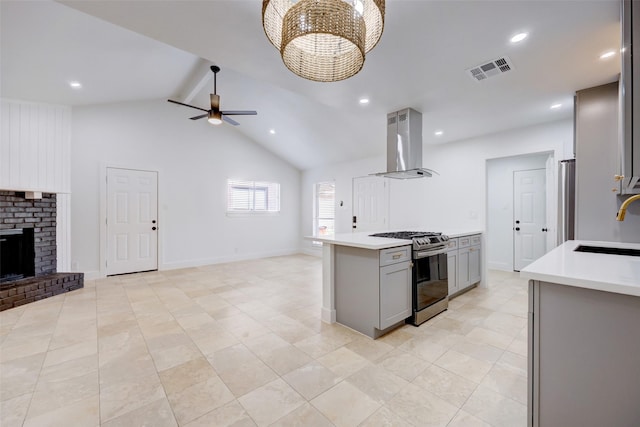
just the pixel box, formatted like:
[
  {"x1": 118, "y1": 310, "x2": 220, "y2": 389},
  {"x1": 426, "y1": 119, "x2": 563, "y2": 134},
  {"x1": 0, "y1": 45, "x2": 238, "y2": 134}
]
[{"x1": 486, "y1": 152, "x2": 555, "y2": 272}]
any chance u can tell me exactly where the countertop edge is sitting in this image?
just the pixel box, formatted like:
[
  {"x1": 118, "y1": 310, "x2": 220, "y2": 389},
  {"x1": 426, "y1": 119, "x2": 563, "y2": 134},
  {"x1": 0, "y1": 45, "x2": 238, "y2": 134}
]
[{"x1": 304, "y1": 230, "x2": 483, "y2": 250}]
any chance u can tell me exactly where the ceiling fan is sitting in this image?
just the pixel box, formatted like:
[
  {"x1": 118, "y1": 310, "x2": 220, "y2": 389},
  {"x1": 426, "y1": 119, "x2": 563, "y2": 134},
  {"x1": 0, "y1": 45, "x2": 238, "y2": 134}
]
[{"x1": 168, "y1": 65, "x2": 257, "y2": 126}]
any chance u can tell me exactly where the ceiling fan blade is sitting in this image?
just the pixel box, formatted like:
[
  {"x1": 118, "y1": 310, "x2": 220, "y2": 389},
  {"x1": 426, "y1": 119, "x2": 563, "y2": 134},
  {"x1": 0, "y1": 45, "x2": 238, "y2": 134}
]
[
  {"x1": 210, "y1": 94, "x2": 220, "y2": 112},
  {"x1": 189, "y1": 114, "x2": 208, "y2": 120},
  {"x1": 167, "y1": 99, "x2": 208, "y2": 112},
  {"x1": 222, "y1": 115, "x2": 240, "y2": 126},
  {"x1": 221, "y1": 110, "x2": 257, "y2": 116}
]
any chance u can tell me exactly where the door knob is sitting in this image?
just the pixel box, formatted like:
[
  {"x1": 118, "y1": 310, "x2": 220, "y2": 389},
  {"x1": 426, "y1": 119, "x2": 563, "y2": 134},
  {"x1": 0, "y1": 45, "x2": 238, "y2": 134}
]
[
  {"x1": 542, "y1": 228, "x2": 548, "y2": 232},
  {"x1": 152, "y1": 227, "x2": 157, "y2": 231},
  {"x1": 515, "y1": 227, "x2": 520, "y2": 231},
  {"x1": 515, "y1": 220, "x2": 520, "y2": 224},
  {"x1": 152, "y1": 220, "x2": 156, "y2": 224}
]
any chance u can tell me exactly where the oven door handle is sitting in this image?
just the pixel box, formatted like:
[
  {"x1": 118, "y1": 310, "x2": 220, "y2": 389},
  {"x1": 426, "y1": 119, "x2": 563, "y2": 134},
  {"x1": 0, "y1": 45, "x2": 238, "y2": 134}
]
[{"x1": 414, "y1": 246, "x2": 447, "y2": 258}]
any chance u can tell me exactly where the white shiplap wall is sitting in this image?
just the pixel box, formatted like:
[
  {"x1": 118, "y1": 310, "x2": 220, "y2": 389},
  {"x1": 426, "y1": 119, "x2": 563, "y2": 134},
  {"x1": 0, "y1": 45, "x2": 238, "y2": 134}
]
[
  {"x1": 1, "y1": 98, "x2": 72, "y2": 271},
  {"x1": 0, "y1": 98, "x2": 71, "y2": 193}
]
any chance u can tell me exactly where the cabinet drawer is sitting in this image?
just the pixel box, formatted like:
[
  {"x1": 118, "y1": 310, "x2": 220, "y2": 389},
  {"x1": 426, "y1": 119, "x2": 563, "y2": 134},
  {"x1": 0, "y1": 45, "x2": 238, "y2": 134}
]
[
  {"x1": 458, "y1": 236, "x2": 472, "y2": 248},
  {"x1": 446, "y1": 238, "x2": 458, "y2": 251},
  {"x1": 470, "y1": 235, "x2": 481, "y2": 245},
  {"x1": 379, "y1": 246, "x2": 411, "y2": 266}
]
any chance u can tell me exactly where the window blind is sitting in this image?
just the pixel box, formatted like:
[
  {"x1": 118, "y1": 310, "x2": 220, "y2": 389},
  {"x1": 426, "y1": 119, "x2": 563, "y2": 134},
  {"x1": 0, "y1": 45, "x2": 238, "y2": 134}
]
[{"x1": 227, "y1": 180, "x2": 280, "y2": 212}]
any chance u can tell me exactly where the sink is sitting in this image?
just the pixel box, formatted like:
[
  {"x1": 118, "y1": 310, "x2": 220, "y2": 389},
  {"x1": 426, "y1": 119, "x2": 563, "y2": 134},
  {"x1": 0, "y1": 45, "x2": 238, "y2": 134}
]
[{"x1": 574, "y1": 245, "x2": 640, "y2": 257}]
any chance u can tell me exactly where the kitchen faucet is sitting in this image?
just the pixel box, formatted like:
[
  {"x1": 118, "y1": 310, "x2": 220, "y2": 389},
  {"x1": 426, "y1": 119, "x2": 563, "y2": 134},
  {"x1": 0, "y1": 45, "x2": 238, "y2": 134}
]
[{"x1": 616, "y1": 194, "x2": 640, "y2": 221}]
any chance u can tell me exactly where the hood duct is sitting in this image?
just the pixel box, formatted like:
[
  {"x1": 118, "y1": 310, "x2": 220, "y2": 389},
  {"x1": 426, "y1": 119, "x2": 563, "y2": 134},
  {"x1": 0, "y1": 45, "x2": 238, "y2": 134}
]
[{"x1": 375, "y1": 108, "x2": 438, "y2": 179}]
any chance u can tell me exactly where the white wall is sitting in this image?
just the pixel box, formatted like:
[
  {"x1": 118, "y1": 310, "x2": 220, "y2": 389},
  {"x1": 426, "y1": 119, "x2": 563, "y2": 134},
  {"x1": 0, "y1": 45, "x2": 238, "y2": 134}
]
[
  {"x1": 71, "y1": 99, "x2": 301, "y2": 277},
  {"x1": 301, "y1": 119, "x2": 573, "y2": 254},
  {"x1": 486, "y1": 153, "x2": 551, "y2": 271}
]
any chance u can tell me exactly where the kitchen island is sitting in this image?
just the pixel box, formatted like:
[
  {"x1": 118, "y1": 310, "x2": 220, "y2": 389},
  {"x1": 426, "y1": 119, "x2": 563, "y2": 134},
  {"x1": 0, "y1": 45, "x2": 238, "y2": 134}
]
[
  {"x1": 520, "y1": 240, "x2": 640, "y2": 427},
  {"x1": 308, "y1": 229, "x2": 482, "y2": 338}
]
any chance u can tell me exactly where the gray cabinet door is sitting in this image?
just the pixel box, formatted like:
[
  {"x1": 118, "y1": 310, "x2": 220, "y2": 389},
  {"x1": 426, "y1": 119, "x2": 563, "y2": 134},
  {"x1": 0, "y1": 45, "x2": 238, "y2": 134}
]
[
  {"x1": 457, "y1": 247, "x2": 470, "y2": 289},
  {"x1": 469, "y1": 245, "x2": 481, "y2": 285},
  {"x1": 447, "y1": 252, "x2": 458, "y2": 295},
  {"x1": 379, "y1": 260, "x2": 411, "y2": 330}
]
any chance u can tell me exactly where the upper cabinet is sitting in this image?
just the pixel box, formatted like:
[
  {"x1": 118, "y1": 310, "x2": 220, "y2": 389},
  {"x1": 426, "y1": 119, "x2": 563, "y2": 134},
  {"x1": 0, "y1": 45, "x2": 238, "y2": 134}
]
[{"x1": 0, "y1": 99, "x2": 71, "y2": 193}]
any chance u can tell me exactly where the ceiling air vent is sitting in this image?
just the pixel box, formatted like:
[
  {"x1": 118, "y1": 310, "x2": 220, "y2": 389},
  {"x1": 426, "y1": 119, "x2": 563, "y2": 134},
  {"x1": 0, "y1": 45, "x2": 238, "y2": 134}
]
[{"x1": 466, "y1": 56, "x2": 514, "y2": 82}]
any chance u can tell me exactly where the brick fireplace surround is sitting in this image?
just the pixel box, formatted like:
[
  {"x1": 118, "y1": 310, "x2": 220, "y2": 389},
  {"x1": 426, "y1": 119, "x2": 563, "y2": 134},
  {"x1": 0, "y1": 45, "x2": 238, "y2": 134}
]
[{"x1": 0, "y1": 191, "x2": 83, "y2": 311}]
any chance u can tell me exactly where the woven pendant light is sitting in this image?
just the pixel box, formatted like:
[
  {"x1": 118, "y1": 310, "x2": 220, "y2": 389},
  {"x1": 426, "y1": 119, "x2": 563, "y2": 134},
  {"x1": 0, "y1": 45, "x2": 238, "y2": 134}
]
[{"x1": 262, "y1": 0, "x2": 385, "y2": 82}]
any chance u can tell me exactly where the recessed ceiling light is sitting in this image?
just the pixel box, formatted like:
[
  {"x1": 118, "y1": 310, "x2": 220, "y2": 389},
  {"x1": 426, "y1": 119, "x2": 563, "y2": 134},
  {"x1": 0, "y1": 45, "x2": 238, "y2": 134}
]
[
  {"x1": 600, "y1": 51, "x2": 615, "y2": 59},
  {"x1": 510, "y1": 32, "x2": 528, "y2": 43},
  {"x1": 550, "y1": 103, "x2": 562, "y2": 109},
  {"x1": 269, "y1": 129, "x2": 276, "y2": 134},
  {"x1": 359, "y1": 98, "x2": 370, "y2": 105},
  {"x1": 69, "y1": 81, "x2": 82, "y2": 89},
  {"x1": 434, "y1": 130, "x2": 444, "y2": 136}
]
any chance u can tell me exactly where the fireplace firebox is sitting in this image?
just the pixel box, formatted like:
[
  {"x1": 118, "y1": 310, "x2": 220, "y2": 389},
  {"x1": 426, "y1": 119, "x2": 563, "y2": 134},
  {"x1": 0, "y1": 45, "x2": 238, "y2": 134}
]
[{"x1": 0, "y1": 228, "x2": 35, "y2": 283}]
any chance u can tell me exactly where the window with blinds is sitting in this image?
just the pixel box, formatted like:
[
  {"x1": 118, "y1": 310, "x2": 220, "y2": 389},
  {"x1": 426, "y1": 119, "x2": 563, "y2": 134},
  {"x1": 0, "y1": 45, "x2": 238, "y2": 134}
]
[
  {"x1": 227, "y1": 180, "x2": 280, "y2": 213},
  {"x1": 314, "y1": 181, "x2": 335, "y2": 237}
]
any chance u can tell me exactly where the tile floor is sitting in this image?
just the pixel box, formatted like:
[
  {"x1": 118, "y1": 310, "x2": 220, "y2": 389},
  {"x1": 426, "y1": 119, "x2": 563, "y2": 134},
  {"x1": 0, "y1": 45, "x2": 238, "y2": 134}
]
[{"x1": 0, "y1": 254, "x2": 529, "y2": 427}]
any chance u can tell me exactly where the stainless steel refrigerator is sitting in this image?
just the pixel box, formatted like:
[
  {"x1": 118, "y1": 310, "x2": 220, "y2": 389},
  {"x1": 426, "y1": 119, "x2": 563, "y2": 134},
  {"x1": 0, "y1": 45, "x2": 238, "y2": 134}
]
[{"x1": 558, "y1": 159, "x2": 576, "y2": 243}]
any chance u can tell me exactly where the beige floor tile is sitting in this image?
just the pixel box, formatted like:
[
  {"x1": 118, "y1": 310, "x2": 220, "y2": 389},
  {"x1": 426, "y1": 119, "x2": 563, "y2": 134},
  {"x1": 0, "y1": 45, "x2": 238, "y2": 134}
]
[
  {"x1": 191, "y1": 330, "x2": 239, "y2": 355},
  {"x1": 431, "y1": 316, "x2": 477, "y2": 335},
  {"x1": 100, "y1": 398, "x2": 175, "y2": 427},
  {"x1": 386, "y1": 383, "x2": 458, "y2": 427},
  {"x1": 452, "y1": 338, "x2": 504, "y2": 363},
  {"x1": 481, "y1": 312, "x2": 527, "y2": 337},
  {"x1": 148, "y1": 340, "x2": 202, "y2": 372},
  {"x1": 294, "y1": 332, "x2": 354, "y2": 359},
  {"x1": 377, "y1": 349, "x2": 431, "y2": 381},
  {"x1": 358, "y1": 405, "x2": 416, "y2": 427},
  {"x1": 0, "y1": 392, "x2": 31, "y2": 427},
  {"x1": 311, "y1": 381, "x2": 381, "y2": 427},
  {"x1": 100, "y1": 373, "x2": 165, "y2": 422},
  {"x1": 167, "y1": 375, "x2": 235, "y2": 425},
  {"x1": 159, "y1": 356, "x2": 217, "y2": 395},
  {"x1": 465, "y1": 326, "x2": 514, "y2": 350},
  {"x1": 317, "y1": 346, "x2": 370, "y2": 379},
  {"x1": 479, "y1": 363, "x2": 528, "y2": 404},
  {"x1": 497, "y1": 350, "x2": 527, "y2": 377},
  {"x1": 344, "y1": 337, "x2": 394, "y2": 362},
  {"x1": 0, "y1": 336, "x2": 51, "y2": 363},
  {"x1": 346, "y1": 364, "x2": 408, "y2": 404},
  {"x1": 269, "y1": 402, "x2": 333, "y2": 427},
  {"x1": 0, "y1": 352, "x2": 46, "y2": 401},
  {"x1": 375, "y1": 327, "x2": 414, "y2": 348},
  {"x1": 23, "y1": 394, "x2": 99, "y2": 427},
  {"x1": 99, "y1": 350, "x2": 158, "y2": 385},
  {"x1": 238, "y1": 378, "x2": 305, "y2": 426},
  {"x1": 184, "y1": 401, "x2": 256, "y2": 427},
  {"x1": 42, "y1": 339, "x2": 97, "y2": 367},
  {"x1": 398, "y1": 335, "x2": 449, "y2": 363},
  {"x1": 257, "y1": 344, "x2": 313, "y2": 376},
  {"x1": 243, "y1": 332, "x2": 290, "y2": 357},
  {"x1": 218, "y1": 358, "x2": 278, "y2": 397},
  {"x1": 447, "y1": 409, "x2": 492, "y2": 427},
  {"x1": 462, "y1": 385, "x2": 527, "y2": 427},
  {"x1": 282, "y1": 361, "x2": 340, "y2": 400},
  {"x1": 27, "y1": 369, "x2": 99, "y2": 418},
  {"x1": 435, "y1": 350, "x2": 493, "y2": 384},
  {"x1": 412, "y1": 364, "x2": 477, "y2": 408},
  {"x1": 49, "y1": 319, "x2": 97, "y2": 350},
  {"x1": 506, "y1": 337, "x2": 528, "y2": 358}
]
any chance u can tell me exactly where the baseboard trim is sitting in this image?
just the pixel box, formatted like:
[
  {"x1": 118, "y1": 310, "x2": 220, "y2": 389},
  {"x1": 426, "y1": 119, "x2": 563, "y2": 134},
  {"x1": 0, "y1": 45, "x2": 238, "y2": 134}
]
[{"x1": 159, "y1": 248, "x2": 302, "y2": 271}]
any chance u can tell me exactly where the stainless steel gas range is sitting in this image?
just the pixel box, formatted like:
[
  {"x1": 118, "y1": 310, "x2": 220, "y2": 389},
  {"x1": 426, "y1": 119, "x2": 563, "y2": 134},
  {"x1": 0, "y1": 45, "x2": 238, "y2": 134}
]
[{"x1": 370, "y1": 231, "x2": 449, "y2": 325}]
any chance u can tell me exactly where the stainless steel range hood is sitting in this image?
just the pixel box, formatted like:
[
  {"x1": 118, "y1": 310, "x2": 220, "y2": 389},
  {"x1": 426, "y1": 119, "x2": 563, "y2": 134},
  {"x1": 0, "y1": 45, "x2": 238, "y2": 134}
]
[{"x1": 374, "y1": 108, "x2": 437, "y2": 179}]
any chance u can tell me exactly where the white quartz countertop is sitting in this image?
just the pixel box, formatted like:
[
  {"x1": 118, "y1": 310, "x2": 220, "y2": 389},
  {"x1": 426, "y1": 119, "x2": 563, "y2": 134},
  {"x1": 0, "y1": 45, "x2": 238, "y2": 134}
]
[
  {"x1": 520, "y1": 240, "x2": 640, "y2": 297},
  {"x1": 305, "y1": 229, "x2": 483, "y2": 250}
]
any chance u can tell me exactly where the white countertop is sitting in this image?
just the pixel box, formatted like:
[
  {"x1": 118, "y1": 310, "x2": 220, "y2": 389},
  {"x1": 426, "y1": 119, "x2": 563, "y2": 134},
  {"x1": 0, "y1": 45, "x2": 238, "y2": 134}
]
[
  {"x1": 520, "y1": 240, "x2": 640, "y2": 297},
  {"x1": 306, "y1": 229, "x2": 483, "y2": 250}
]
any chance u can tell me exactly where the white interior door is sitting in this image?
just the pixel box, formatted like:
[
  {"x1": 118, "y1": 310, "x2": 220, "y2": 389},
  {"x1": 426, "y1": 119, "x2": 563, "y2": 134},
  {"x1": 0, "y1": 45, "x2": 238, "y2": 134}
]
[
  {"x1": 107, "y1": 168, "x2": 158, "y2": 275},
  {"x1": 352, "y1": 176, "x2": 389, "y2": 232},
  {"x1": 514, "y1": 168, "x2": 546, "y2": 271}
]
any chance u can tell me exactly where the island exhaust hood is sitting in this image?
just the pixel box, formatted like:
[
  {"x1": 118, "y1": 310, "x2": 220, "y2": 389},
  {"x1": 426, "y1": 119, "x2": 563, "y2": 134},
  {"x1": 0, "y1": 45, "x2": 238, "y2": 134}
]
[{"x1": 374, "y1": 108, "x2": 438, "y2": 179}]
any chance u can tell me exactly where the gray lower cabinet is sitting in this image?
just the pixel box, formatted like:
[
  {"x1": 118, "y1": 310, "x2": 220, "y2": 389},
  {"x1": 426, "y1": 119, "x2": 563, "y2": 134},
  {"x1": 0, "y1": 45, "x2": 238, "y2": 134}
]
[
  {"x1": 335, "y1": 245, "x2": 412, "y2": 338},
  {"x1": 448, "y1": 234, "x2": 482, "y2": 298},
  {"x1": 379, "y1": 261, "x2": 412, "y2": 330},
  {"x1": 528, "y1": 280, "x2": 640, "y2": 427}
]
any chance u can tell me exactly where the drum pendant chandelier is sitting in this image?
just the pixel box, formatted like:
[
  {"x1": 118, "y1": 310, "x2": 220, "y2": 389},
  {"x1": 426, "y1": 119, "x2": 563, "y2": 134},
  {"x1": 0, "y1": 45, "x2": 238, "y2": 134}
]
[{"x1": 262, "y1": 0, "x2": 385, "y2": 82}]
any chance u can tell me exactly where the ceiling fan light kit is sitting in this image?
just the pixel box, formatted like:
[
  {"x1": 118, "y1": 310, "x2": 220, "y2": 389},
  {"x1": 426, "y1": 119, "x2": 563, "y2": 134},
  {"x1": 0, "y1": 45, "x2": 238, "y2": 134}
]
[
  {"x1": 262, "y1": 0, "x2": 385, "y2": 82},
  {"x1": 167, "y1": 66, "x2": 257, "y2": 127}
]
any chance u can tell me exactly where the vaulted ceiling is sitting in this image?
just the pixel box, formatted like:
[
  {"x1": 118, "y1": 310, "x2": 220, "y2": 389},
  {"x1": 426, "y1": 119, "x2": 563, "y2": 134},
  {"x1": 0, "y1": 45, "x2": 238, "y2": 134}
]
[{"x1": 1, "y1": 0, "x2": 620, "y2": 170}]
